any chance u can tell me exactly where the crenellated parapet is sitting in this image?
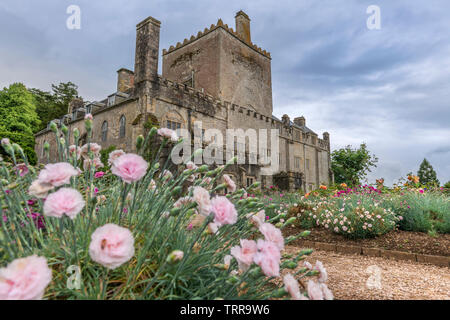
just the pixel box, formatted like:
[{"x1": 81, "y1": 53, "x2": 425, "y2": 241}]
[{"x1": 162, "y1": 18, "x2": 271, "y2": 59}]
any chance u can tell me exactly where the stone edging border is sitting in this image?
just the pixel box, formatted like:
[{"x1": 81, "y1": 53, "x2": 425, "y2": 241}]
[{"x1": 297, "y1": 240, "x2": 450, "y2": 268}]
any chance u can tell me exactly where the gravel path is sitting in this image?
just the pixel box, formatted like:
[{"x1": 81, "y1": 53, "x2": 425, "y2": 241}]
[{"x1": 285, "y1": 246, "x2": 450, "y2": 300}]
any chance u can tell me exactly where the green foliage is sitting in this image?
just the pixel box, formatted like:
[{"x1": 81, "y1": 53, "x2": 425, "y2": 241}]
[
  {"x1": 0, "y1": 83, "x2": 40, "y2": 164},
  {"x1": 290, "y1": 192, "x2": 400, "y2": 239},
  {"x1": 417, "y1": 158, "x2": 440, "y2": 186},
  {"x1": 387, "y1": 192, "x2": 450, "y2": 234},
  {"x1": 29, "y1": 82, "x2": 80, "y2": 132},
  {"x1": 100, "y1": 145, "x2": 116, "y2": 168},
  {"x1": 331, "y1": 143, "x2": 378, "y2": 186},
  {"x1": 0, "y1": 131, "x2": 36, "y2": 165}
]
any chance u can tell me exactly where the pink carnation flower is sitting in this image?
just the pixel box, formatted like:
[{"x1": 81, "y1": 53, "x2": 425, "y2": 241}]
[
  {"x1": 14, "y1": 163, "x2": 29, "y2": 177},
  {"x1": 111, "y1": 153, "x2": 148, "y2": 183},
  {"x1": 283, "y1": 273, "x2": 301, "y2": 300},
  {"x1": 185, "y1": 161, "x2": 197, "y2": 170},
  {"x1": 230, "y1": 239, "x2": 257, "y2": 271},
  {"x1": 83, "y1": 157, "x2": 104, "y2": 171},
  {"x1": 38, "y1": 162, "x2": 79, "y2": 187},
  {"x1": 0, "y1": 255, "x2": 52, "y2": 300},
  {"x1": 314, "y1": 261, "x2": 328, "y2": 283},
  {"x1": 223, "y1": 174, "x2": 236, "y2": 193},
  {"x1": 89, "y1": 223, "x2": 135, "y2": 269},
  {"x1": 43, "y1": 188, "x2": 85, "y2": 219},
  {"x1": 108, "y1": 149, "x2": 125, "y2": 166},
  {"x1": 1, "y1": 138, "x2": 10, "y2": 145},
  {"x1": 192, "y1": 186, "x2": 211, "y2": 216},
  {"x1": 247, "y1": 210, "x2": 266, "y2": 227},
  {"x1": 94, "y1": 171, "x2": 105, "y2": 179},
  {"x1": 68, "y1": 145, "x2": 82, "y2": 160},
  {"x1": 84, "y1": 113, "x2": 93, "y2": 120},
  {"x1": 211, "y1": 196, "x2": 238, "y2": 226},
  {"x1": 157, "y1": 128, "x2": 178, "y2": 142},
  {"x1": 80, "y1": 143, "x2": 101, "y2": 159},
  {"x1": 253, "y1": 239, "x2": 281, "y2": 277},
  {"x1": 259, "y1": 223, "x2": 284, "y2": 250},
  {"x1": 307, "y1": 280, "x2": 324, "y2": 300},
  {"x1": 28, "y1": 180, "x2": 53, "y2": 199}
]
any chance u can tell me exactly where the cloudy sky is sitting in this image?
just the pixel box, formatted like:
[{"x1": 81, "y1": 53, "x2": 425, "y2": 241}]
[{"x1": 1, "y1": 0, "x2": 449, "y2": 185}]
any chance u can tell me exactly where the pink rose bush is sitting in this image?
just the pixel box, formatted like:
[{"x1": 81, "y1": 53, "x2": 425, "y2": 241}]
[
  {"x1": 89, "y1": 223, "x2": 135, "y2": 269},
  {"x1": 0, "y1": 255, "x2": 52, "y2": 300}
]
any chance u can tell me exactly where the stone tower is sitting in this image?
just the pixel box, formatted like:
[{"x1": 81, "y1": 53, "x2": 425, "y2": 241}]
[{"x1": 162, "y1": 11, "x2": 273, "y2": 116}]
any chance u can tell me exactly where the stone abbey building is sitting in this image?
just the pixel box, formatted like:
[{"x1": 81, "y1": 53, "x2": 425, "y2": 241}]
[{"x1": 35, "y1": 11, "x2": 333, "y2": 191}]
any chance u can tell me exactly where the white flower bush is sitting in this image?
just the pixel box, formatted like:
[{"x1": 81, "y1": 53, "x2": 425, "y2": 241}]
[{"x1": 0, "y1": 116, "x2": 332, "y2": 300}]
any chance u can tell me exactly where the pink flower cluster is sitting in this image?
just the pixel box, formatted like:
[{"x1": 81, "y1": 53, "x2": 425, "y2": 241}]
[
  {"x1": 229, "y1": 222, "x2": 285, "y2": 277},
  {"x1": 28, "y1": 162, "x2": 79, "y2": 198}
]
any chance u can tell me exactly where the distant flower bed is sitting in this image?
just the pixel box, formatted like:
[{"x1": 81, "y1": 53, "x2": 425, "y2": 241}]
[
  {"x1": 0, "y1": 116, "x2": 332, "y2": 300},
  {"x1": 287, "y1": 182, "x2": 449, "y2": 239}
]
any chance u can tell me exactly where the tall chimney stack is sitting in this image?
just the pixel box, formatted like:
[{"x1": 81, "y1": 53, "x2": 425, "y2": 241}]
[
  {"x1": 134, "y1": 16, "x2": 161, "y2": 84},
  {"x1": 235, "y1": 10, "x2": 251, "y2": 44},
  {"x1": 116, "y1": 68, "x2": 134, "y2": 92},
  {"x1": 294, "y1": 116, "x2": 306, "y2": 127}
]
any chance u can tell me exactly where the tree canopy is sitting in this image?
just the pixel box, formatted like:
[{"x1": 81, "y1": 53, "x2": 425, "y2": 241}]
[
  {"x1": 0, "y1": 83, "x2": 41, "y2": 164},
  {"x1": 331, "y1": 143, "x2": 378, "y2": 186},
  {"x1": 417, "y1": 158, "x2": 440, "y2": 186},
  {"x1": 29, "y1": 81, "x2": 80, "y2": 132}
]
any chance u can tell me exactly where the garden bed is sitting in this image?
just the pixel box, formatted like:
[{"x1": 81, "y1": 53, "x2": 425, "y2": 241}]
[{"x1": 285, "y1": 226, "x2": 450, "y2": 257}]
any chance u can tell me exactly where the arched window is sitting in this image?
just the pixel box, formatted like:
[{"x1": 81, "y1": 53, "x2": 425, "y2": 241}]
[
  {"x1": 101, "y1": 121, "x2": 108, "y2": 142},
  {"x1": 119, "y1": 115, "x2": 126, "y2": 138}
]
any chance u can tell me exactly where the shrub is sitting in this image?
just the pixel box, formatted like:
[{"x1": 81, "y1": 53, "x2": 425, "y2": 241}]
[
  {"x1": 291, "y1": 192, "x2": 400, "y2": 239},
  {"x1": 0, "y1": 120, "x2": 332, "y2": 300},
  {"x1": 387, "y1": 192, "x2": 450, "y2": 234}
]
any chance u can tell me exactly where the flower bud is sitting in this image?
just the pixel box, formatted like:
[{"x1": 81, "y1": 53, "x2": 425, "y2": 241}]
[
  {"x1": 193, "y1": 148, "x2": 203, "y2": 158},
  {"x1": 197, "y1": 165, "x2": 209, "y2": 173},
  {"x1": 12, "y1": 143, "x2": 22, "y2": 154},
  {"x1": 226, "y1": 275, "x2": 240, "y2": 285},
  {"x1": 73, "y1": 128, "x2": 80, "y2": 139},
  {"x1": 136, "y1": 134, "x2": 144, "y2": 150},
  {"x1": 43, "y1": 141, "x2": 50, "y2": 151},
  {"x1": 171, "y1": 186, "x2": 182, "y2": 197},
  {"x1": 271, "y1": 288, "x2": 288, "y2": 298},
  {"x1": 226, "y1": 156, "x2": 237, "y2": 165},
  {"x1": 49, "y1": 121, "x2": 58, "y2": 133},
  {"x1": 166, "y1": 250, "x2": 184, "y2": 264},
  {"x1": 169, "y1": 207, "x2": 181, "y2": 217},
  {"x1": 61, "y1": 124, "x2": 68, "y2": 135}
]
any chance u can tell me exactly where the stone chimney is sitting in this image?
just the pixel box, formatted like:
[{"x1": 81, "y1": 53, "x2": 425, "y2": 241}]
[
  {"x1": 323, "y1": 132, "x2": 330, "y2": 141},
  {"x1": 117, "y1": 68, "x2": 134, "y2": 92},
  {"x1": 281, "y1": 114, "x2": 290, "y2": 125},
  {"x1": 134, "y1": 16, "x2": 161, "y2": 84},
  {"x1": 294, "y1": 116, "x2": 305, "y2": 127},
  {"x1": 235, "y1": 10, "x2": 251, "y2": 44},
  {"x1": 68, "y1": 98, "x2": 84, "y2": 114}
]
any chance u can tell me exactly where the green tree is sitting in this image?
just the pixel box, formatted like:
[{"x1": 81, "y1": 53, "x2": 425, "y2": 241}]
[
  {"x1": 331, "y1": 143, "x2": 378, "y2": 186},
  {"x1": 417, "y1": 158, "x2": 440, "y2": 186},
  {"x1": 0, "y1": 83, "x2": 41, "y2": 163},
  {"x1": 30, "y1": 82, "x2": 80, "y2": 132}
]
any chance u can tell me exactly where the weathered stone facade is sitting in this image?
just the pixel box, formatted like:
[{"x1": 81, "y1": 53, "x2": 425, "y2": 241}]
[{"x1": 34, "y1": 11, "x2": 333, "y2": 191}]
